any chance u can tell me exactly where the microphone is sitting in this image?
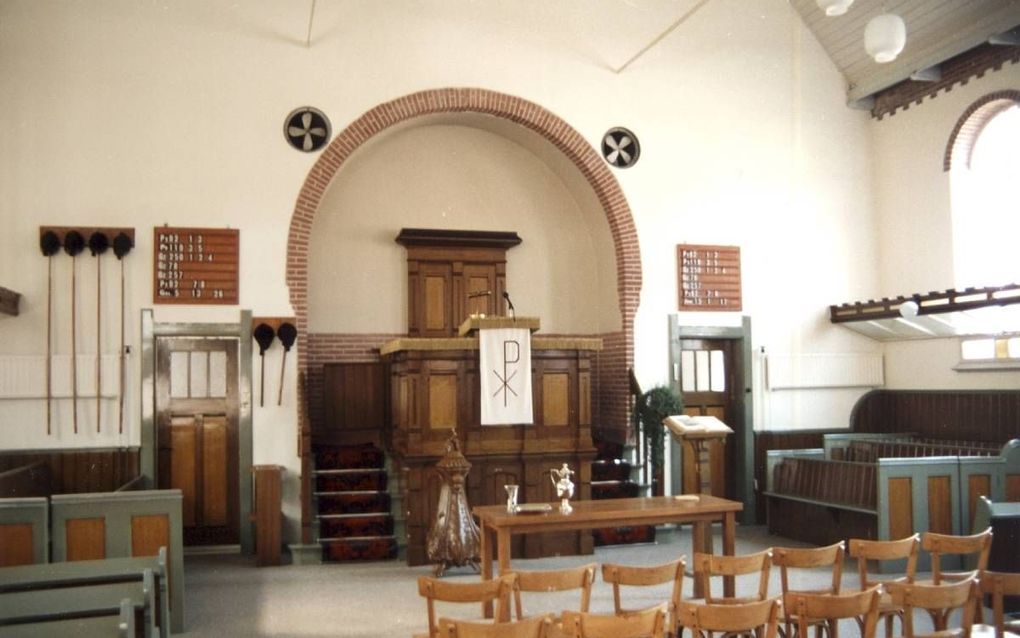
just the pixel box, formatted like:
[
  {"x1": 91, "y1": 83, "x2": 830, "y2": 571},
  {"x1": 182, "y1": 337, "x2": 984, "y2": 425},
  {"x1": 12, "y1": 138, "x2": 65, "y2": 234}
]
[{"x1": 503, "y1": 291, "x2": 515, "y2": 320}]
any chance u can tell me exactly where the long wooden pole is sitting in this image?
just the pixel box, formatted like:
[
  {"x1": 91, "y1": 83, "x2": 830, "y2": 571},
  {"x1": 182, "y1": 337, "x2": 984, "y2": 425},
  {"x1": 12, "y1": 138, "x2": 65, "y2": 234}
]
[
  {"x1": 71, "y1": 256, "x2": 78, "y2": 434},
  {"x1": 96, "y1": 252, "x2": 102, "y2": 432},
  {"x1": 119, "y1": 257, "x2": 125, "y2": 434},
  {"x1": 46, "y1": 258, "x2": 52, "y2": 435}
]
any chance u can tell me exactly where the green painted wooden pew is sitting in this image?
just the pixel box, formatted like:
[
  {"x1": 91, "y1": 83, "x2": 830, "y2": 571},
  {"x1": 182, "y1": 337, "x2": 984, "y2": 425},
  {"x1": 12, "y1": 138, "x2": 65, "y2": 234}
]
[
  {"x1": 0, "y1": 546, "x2": 170, "y2": 635},
  {"x1": 0, "y1": 568, "x2": 156, "y2": 637}
]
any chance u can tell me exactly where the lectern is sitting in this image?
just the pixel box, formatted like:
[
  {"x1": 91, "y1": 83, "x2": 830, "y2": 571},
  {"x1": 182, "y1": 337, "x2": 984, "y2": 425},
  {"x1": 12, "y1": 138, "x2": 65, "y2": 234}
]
[{"x1": 664, "y1": 415, "x2": 733, "y2": 495}]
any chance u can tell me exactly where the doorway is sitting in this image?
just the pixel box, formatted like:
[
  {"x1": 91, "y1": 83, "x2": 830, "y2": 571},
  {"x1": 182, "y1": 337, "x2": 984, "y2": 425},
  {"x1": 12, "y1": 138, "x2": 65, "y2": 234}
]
[
  {"x1": 156, "y1": 337, "x2": 239, "y2": 545},
  {"x1": 668, "y1": 318, "x2": 755, "y2": 523},
  {"x1": 140, "y1": 310, "x2": 254, "y2": 553}
]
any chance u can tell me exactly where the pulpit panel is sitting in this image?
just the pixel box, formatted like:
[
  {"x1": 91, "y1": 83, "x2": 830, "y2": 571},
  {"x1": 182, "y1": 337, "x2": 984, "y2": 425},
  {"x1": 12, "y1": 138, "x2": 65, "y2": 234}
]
[
  {"x1": 428, "y1": 374, "x2": 458, "y2": 429},
  {"x1": 542, "y1": 373, "x2": 570, "y2": 427}
]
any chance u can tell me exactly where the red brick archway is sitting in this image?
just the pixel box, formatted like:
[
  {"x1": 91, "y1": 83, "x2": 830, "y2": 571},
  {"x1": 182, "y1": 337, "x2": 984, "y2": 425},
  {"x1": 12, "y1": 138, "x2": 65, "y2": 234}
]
[{"x1": 286, "y1": 89, "x2": 641, "y2": 498}]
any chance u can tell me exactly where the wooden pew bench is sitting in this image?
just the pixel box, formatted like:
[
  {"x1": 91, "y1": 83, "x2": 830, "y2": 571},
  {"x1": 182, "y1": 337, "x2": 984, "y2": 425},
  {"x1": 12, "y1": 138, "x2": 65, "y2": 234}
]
[
  {"x1": 0, "y1": 598, "x2": 137, "y2": 637},
  {"x1": 0, "y1": 547, "x2": 170, "y2": 635},
  {"x1": 0, "y1": 568, "x2": 157, "y2": 637}
]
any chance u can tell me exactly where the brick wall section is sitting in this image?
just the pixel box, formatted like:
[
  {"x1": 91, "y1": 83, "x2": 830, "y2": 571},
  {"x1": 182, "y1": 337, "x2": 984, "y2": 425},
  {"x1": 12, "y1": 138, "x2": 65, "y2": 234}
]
[
  {"x1": 594, "y1": 331, "x2": 630, "y2": 445},
  {"x1": 872, "y1": 43, "x2": 1019, "y2": 120},
  {"x1": 943, "y1": 89, "x2": 1020, "y2": 172},
  {"x1": 287, "y1": 88, "x2": 642, "y2": 439}
]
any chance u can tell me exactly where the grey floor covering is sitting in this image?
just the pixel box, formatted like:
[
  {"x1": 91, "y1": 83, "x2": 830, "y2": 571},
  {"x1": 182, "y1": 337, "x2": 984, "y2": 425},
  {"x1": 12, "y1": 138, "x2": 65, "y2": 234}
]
[{"x1": 181, "y1": 525, "x2": 944, "y2": 637}]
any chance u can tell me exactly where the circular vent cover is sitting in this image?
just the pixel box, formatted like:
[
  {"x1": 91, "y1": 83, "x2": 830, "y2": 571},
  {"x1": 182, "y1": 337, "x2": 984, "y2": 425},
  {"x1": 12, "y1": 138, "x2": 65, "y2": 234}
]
[
  {"x1": 601, "y1": 127, "x2": 640, "y2": 168},
  {"x1": 284, "y1": 107, "x2": 331, "y2": 152}
]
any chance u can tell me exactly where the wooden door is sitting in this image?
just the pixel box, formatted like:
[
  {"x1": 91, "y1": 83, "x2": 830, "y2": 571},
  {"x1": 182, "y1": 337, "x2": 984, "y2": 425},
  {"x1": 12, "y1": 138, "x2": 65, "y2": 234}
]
[
  {"x1": 676, "y1": 338, "x2": 740, "y2": 498},
  {"x1": 156, "y1": 338, "x2": 240, "y2": 545}
]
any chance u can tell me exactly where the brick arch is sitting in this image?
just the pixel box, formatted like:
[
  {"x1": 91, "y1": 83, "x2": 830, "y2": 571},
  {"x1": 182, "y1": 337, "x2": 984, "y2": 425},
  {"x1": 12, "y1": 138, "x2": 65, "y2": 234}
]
[
  {"x1": 286, "y1": 88, "x2": 641, "y2": 452},
  {"x1": 944, "y1": 90, "x2": 1020, "y2": 172}
]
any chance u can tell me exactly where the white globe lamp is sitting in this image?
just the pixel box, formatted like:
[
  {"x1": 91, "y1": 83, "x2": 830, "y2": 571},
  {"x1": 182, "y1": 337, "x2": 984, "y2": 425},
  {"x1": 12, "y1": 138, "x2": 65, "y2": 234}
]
[
  {"x1": 816, "y1": 0, "x2": 854, "y2": 17},
  {"x1": 865, "y1": 14, "x2": 907, "y2": 63}
]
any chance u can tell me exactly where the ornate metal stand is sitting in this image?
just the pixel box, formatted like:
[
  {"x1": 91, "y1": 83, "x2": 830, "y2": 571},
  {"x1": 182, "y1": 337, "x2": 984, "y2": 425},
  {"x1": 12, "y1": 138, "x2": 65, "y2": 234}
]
[{"x1": 426, "y1": 430, "x2": 480, "y2": 577}]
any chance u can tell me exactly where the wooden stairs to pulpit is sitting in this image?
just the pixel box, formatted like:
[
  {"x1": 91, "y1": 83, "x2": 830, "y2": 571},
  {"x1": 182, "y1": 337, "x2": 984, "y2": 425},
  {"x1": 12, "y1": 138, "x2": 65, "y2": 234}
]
[
  {"x1": 313, "y1": 443, "x2": 398, "y2": 561},
  {"x1": 590, "y1": 437, "x2": 656, "y2": 546}
]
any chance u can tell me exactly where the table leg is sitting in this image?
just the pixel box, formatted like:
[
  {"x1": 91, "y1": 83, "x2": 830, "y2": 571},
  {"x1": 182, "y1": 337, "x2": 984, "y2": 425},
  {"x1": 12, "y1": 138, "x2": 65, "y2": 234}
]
[
  {"x1": 481, "y1": 522, "x2": 494, "y2": 619},
  {"x1": 496, "y1": 529, "x2": 511, "y2": 575},
  {"x1": 722, "y1": 512, "x2": 736, "y2": 598},
  {"x1": 692, "y1": 521, "x2": 706, "y2": 599}
]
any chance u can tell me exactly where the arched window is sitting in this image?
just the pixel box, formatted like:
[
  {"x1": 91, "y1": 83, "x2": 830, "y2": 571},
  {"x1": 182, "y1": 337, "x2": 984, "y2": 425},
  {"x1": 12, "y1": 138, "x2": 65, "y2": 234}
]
[
  {"x1": 946, "y1": 91, "x2": 1020, "y2": 288},
  {"x1": 945, "y1": 92, "x2": 1020, "y2": 368}
]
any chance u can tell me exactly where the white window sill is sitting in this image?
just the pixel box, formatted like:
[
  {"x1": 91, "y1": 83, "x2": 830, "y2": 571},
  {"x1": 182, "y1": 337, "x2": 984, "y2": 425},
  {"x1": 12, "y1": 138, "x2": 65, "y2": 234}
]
[{"x1": 953, "y1": 360, "x2": 1020, "y2": 372}]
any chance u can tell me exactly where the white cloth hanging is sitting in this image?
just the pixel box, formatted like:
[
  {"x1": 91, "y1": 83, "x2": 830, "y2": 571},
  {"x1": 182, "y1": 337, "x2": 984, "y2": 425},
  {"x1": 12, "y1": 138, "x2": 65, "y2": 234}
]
[{"x1": 479, "y1": 327, "x2": 533, "y2": 425}]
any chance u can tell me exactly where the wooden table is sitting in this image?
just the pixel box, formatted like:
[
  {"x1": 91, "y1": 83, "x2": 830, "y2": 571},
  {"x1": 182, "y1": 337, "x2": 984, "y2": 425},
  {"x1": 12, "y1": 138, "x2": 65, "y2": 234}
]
[{"x1": 474, "y1": 495, "x2": 743, "y2": 618}]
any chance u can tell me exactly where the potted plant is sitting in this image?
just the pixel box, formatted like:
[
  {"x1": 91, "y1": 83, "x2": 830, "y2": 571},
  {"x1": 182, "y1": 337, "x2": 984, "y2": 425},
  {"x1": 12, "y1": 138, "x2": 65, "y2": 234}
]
[{"x1": 634, "y1": 385, "x2": 684, "y2": 496}]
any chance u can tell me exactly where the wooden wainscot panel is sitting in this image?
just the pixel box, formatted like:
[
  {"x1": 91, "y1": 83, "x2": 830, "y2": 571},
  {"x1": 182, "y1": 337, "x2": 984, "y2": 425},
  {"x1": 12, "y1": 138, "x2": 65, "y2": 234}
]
[
  {"x1": 428, "y1": 374, "x2": 459, "y2": 429},
  {"x1": 131, "y1": 514, "x2": 170, "y2": 557},
  {"x1": 1006, "y1": 474, "x2": 1020, "y2": 502},
  {"x1": 542, "y1": 373, "x2": 570, "y2": 427},
  {"x1": 927, "y1": 476, "x2": 953, "y2": 534},
  {"x1": 888, "y1": 477, "x2": 914, "y2": 540},
  {"x1": 968, "y1": 474, "x2": 992, "y2": 532},
  {"x1": 0, "y1": 524, "x2": 34, "y2": 566},
  {"x1": 66, "y1": 517, "x2": 106, "y2": 561}
]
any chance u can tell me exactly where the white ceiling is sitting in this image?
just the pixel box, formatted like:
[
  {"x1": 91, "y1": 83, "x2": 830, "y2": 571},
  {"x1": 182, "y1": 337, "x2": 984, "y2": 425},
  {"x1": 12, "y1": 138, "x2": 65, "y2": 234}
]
[{"x1": 787, "y1": 0, "x2": 1020, "y2": 105}]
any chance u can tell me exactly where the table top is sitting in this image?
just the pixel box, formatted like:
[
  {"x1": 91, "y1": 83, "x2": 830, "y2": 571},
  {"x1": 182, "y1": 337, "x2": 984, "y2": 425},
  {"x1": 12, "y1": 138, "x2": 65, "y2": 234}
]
[{"x1": 473, "y1": 495, "x2": 742, "y2": 529}]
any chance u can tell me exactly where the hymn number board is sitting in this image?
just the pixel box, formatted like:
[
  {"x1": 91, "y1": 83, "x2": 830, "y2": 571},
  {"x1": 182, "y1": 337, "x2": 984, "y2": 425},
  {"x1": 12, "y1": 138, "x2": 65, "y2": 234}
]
[
  {"x1": 154, "y1": 227, "x2": 239, "y2": 305},
  {"x1": 678, "y1": 244, "x2": 742, "y2": 311}
]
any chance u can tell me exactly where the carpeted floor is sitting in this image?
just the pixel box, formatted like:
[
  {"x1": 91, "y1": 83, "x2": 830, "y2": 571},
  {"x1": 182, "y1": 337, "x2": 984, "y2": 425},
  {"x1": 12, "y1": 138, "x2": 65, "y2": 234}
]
[{"x1": 180, "y1": 525, "x2": 935, "y2": 637}]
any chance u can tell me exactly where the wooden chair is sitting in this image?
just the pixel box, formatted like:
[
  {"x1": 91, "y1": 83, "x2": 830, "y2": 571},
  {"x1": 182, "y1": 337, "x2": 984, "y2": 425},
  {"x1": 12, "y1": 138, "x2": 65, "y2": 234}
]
[
  {"x1": 508, "y1": 564, "x2": 596, "y2": 634},
  {"x1": 921, "y1": 529, "x2": 993, "y2": 585},
  {"x1": 773, "y1": 542, "x2": 845, "y2": 638},
  {"x1": 971, "y1": 571, "x2": 1020, "y2": 638},
  {"x1": 439, "y1": 614, "x2": 554, "y2": 637},
  {"x1": 676, "y1": 597, "x2": 781, "y2": 638},
  {"x1": 562, "y1": 603, "x2": 667, "y2": 638},
  {"x1": 602, "y1": 558, "x2": 685, "y2": 637},
  {"x1": 785, "y1": 586, "x2": 882, "y2": 638},
  {"x1": 885, "y1": 573, "x2": 980, "y2": 638},
  {"x1": 418, "y1": 574, "x2": 517, "y2": 638},
  {"x1": 692, "y1": 550, "x2": 772, "y2": 605},
  {"x1": 849, "y1": 534, "x2": 921, "y2": 638}
]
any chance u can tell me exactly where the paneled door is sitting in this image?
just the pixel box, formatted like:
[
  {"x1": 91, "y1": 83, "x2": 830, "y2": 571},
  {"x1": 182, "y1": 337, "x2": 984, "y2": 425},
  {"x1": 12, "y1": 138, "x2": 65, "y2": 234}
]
[
  {"x1": 676, "y1": 338, "x2": 740, "y2": 498},
  {"x1": 156, "y1": 337, "x2": 239, "y2": 545}
]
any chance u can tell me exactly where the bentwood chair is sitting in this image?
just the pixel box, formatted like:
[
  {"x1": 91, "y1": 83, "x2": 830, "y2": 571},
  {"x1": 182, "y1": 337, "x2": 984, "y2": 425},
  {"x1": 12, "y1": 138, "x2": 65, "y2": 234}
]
[
  {"x1": 849, "y1": 534, "x2": 921, "y2": 638},
  {"x1": 562, "y1": 603, "x2": 668, "y2": 638},
  {"x1": 885, "y1": 573, "x2": 980, "y2": 638},
  {"x1": 418, "y1": 574, "x2": 517, "y2": 638},
  {"x1": 439, "y1": 614, "x2": 555, "y2": 638},
  {"x1": 692, "y1": 550, "x2": 773, "y2": 605},
  {"x1": 922, "y1": 529, "x2": 993, "y2": 585},
  {"x1": 507, "y1": 564, "x2": 596, "y2": 635},
  {"x1": 601, "y1": 558, "x2": 686, "y2": 637},
  {"x1": 676, "y1": 597, "x2": 781, "y2": 638},
  {"x1": 971, "y1": 571, "x2": 1020, "y2": 638},
  {"x1": 785, "y1": 587, "x2": 882, "y2": 638},
  {"x1": 772, "y1": 542, "x2": 845, "y2": 638}
]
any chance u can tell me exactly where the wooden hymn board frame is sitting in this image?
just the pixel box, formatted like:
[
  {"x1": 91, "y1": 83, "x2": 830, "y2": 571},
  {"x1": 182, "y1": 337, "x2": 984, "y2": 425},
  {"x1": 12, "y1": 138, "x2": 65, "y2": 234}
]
[
  {"x1": 677, "y1": 244, "x2": 742, "y2": 311},
  {"x1": 154, "y1": 227, "x2": 239, "y2": 305}
]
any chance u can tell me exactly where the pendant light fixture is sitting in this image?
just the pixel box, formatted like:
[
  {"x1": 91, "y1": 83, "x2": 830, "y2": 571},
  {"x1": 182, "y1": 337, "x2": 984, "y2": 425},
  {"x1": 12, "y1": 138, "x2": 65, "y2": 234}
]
[
  {"x1": 816, "y1": 0, "x2": 853, "y2": 17},
  {"x1": 865, "y1": 13, "x2": 907, "y2": 63}
]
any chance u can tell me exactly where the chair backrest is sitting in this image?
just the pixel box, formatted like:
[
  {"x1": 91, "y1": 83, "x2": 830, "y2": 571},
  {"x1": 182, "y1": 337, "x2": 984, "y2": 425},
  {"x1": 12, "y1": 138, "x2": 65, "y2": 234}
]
[
  {"x1": 977, "y1": 571, "x2": 1020, "y2": 638},
  {"x1": 693, "y1": 550, "x2": 772, "y2": 603},
  {"x1": 419, "y1": 574, "x2": 517, "y2": 637},
  {"x1": 921, "y1": 528, "x2": 992, "y2": 583},
  {"x1": 438, "y1": 614, "x2": 553, "y2": 638},
  {"x1": 786, "y1": 586, "x2": 882, "y2": 638},
  {"x1": 773, "y1": 541, "x2": 845, "y2": 596},
  {"x1": 601, "y1": 558, "x2": 685, "y2": 636},
  {"x1": 676, "y1": 597, "x2": 780, "y2": 638},
  {"x1": 562, "y1": 603, "x2": 667, "y2": 638},
  {"x1": 849, "y1": 534, "x2": 920, "y2": 589},
  {"x1": 508, "y1": 564, "x2": 596, "y2": 620},
  {"x1": 886, "y1": 573, "x2": 979, "y2": 638}
]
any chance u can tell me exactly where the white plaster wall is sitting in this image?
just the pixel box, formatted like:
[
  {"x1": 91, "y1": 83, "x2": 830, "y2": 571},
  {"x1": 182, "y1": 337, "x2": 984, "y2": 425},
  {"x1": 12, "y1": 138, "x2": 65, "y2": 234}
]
[{"x1": 870, "y1": 61, "x2": 1020, "y2": 390}]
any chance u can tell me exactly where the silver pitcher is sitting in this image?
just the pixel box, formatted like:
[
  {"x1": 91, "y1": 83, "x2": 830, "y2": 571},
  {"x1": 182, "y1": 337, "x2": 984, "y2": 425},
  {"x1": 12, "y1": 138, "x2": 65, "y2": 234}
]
[{"x1": 549, "y1": 463, "x2": 574, "y2": 514}]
